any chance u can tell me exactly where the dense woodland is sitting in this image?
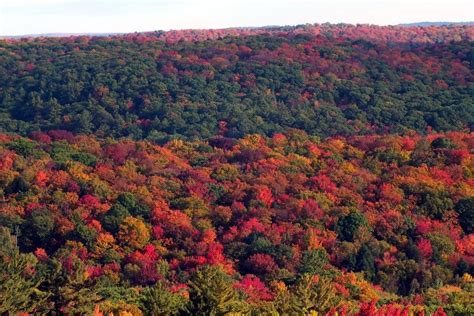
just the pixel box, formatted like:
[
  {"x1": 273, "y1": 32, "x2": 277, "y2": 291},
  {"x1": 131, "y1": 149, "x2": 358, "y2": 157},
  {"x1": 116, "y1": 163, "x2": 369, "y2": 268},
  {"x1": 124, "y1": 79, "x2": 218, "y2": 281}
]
[
  {"x1": 1, "y1": 131, "x2": 473, "y2": 314},
  {"x1": 0, "y1": 24, "x2": 473, "y2": 315},
  {"x1": 0, "y1": 24, "x2": 473, "y2": 142}
]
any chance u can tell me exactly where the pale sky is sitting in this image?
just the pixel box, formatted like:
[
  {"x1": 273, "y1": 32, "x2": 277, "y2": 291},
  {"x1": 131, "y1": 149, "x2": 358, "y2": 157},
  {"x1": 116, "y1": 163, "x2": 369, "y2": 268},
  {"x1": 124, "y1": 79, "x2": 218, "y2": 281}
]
[{"x1": 1, "y1": 0, "x2": 473, "y2": 36}]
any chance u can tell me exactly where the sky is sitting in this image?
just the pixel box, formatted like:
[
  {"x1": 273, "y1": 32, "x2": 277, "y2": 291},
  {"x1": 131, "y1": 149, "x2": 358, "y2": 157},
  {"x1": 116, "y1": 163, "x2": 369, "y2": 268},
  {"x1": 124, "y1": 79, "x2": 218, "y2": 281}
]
[{"x1": 1, "y1": 0, "x2": 473, "y2": 36}]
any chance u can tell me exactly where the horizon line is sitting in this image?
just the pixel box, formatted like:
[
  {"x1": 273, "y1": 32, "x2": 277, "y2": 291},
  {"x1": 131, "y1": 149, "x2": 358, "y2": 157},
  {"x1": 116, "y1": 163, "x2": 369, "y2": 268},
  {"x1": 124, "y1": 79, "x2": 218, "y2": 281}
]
[{"x1": 1, "y1": 21, "x2": 473, "y2": 38}]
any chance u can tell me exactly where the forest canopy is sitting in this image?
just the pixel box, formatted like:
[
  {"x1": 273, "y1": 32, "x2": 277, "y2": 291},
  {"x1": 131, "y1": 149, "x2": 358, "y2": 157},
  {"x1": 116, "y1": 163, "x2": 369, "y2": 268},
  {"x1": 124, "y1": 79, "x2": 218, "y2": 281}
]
[
  {"x1": 0, "y1": 130, "x2": 473, "y2": 314},
  {"x1": 0, "y1": 24, "x2": 472, "y2": 142},
  {"x1": 0, "y1": 24, "x2": 473, "y2": 315}
]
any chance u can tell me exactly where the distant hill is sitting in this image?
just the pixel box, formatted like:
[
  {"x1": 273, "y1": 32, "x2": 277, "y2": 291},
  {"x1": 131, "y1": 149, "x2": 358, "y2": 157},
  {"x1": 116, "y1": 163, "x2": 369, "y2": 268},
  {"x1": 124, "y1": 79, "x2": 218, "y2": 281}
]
[
  {"x1": 2, "y1": 21, "x2": 473, "y2": 39},
  {"x1": 0, "y1": 23, "x2": 472, "y2": 140},
  {"x1": 398, "y1": 21, "x2": 474, "y2": 27}
]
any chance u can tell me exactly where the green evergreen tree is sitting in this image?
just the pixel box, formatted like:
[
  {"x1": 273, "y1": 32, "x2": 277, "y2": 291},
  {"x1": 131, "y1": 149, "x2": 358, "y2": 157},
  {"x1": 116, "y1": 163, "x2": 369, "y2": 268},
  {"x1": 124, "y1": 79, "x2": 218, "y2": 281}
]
[
  {"x1": 356, "y1": 244, "x2": 376, "y2": 281},
  {"x1": 455, "y1": 197, "x2": 474, "y2": 234},
  {"x1": 0, "y1": 227, "x2": 49, "y2": 314},
  {"x1": 299, "y1": 248, "x2": 329, "y2": 275},
  {"x1": 140, "y1": 281, "x2": 188, "y2": 316},
  {"x1": 274, "y1": 274, "x2": 337, "y2": 315},
  {"x1": 188, "y1": 265, "x2": 248, "y2": 315},
  {"x1": 335, "y1": 210, "x2": 367, "y2": 242}
]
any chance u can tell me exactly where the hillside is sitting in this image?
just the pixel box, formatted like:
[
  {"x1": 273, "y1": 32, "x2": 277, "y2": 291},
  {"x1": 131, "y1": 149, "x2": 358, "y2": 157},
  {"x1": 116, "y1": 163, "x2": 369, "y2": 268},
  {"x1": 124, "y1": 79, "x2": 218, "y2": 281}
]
[
  {"x1": 399, "y1": 22, "x2": 474, "y2": 27},
  {"x1": 0, "y1": 24, "x2": 473, "y2": 142},
  {"x1": 0, "y1": 24, "x2": 473, "y2": 315},
  {"x1": 0, "y1": 131, "x2": 473, "y2": 314}
]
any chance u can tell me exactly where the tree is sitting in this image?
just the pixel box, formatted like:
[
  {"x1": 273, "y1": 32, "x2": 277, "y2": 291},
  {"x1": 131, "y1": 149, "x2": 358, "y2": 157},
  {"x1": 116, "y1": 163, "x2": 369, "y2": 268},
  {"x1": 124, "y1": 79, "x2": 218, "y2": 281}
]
[
  {"x1": 455, "y1": 197, "x2": 474, "y2": 234},
  {"x1": 335, "y1": 210, "x2": 367, "y2": 242},
  {"x1": 102, "y1": 203, "x2": 131, "y2": 233},
  {"x1": 140, "y1": 281, "x2": 188, "y2": 315},
  {"x1": 235, "y1": 274, "x2": 274, "y2": 303},
  {"x1": 5, "y1": 176, "x2": 30, "y2": 195},
  {"x1": 299, "y1": 248, "x2": 329, "y2": 275},
  {"x1": 418, "y1": 191, "x2": 453, "y2": 220},
  {"x1": 6, "y1": 138, "x2": 37, "y2": 157},
  {"x1": 416, "y1": 238, "x2": 433, "y2": 260},
  {"x1": 274, "y1": 274, "x2": 338, "y2": 315},
  {"x1": 410, "y1": 140, "x2": 437, "y2": 167},
  {"x1": 431, "y1": 137, "x2": 456, "y2": 149},
  {"x1": 188, "y1": 265, "x2": 248, "y2": 315},
  {"x1": 118, "y1": 216, "x2": 150, "y2": 252},
  {"x1": 355, "y1": 244, "x2": 376, "y2": 281},
  {"x1": 55, "y1": 266, "x2": 104, "y2": 314},
  {"x1": 244, "y1": 253, "x2": 278, "y2": 276},
  {"x1": 0, "y1": 227, "x2": 49, "y2": 313},
  {"x1": 21, "y1": 208, "x2": 55, "y2": 250},
  {"x1": 117, "y1": 192, "x2": 150, "y2": 220},
  {"x1": 428, "y1": 233, "x2": 455, "y2": 266}
]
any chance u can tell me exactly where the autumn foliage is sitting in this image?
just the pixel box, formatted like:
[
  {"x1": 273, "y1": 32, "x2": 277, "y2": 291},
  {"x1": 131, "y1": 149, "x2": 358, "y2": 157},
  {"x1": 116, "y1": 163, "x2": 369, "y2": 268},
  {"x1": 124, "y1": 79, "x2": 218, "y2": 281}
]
[
  {"x1": 0, "y1": 130, "x2": 473, "y2": 314},
  {"x1": 0, "y1": 23, "x2": 473, "y2": 315}
]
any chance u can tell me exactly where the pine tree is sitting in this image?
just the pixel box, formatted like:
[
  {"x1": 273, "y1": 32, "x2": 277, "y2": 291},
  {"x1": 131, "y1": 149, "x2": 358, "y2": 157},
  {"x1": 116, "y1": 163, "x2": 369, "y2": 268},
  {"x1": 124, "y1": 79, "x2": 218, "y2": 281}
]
[
  {"x1": 356, "y1": 244, "x2": 376, "y2": 282},
  {"x1": 0, "y1": 227, "x2": 49, "y2": 313},
  {"x1": 188, "y1": 265, "x2": 248, "y2": 315},
  {"x1": 140, "y1": 281, "x2": 188, "y2": 315},
  {"x1": 275, "y1": 274, "x2": 338, "y2": 315},
  {"x1": 455, "y1": 197, "x2": 474, "y2": 234}
]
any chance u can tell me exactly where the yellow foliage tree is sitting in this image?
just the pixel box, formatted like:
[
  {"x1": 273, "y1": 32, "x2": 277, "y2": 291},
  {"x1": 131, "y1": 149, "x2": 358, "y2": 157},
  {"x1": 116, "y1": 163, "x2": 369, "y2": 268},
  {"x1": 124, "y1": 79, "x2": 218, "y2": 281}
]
[{"x1": 118, "y1": 216, "x2": 150, "y2": 251}]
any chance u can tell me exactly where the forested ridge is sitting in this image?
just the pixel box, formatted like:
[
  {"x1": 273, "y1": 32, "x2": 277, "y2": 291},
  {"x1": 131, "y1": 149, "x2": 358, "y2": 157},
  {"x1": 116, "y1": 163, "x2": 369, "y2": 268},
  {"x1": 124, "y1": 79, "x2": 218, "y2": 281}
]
[
  {"x1": 1, "y1": 130, "x2": 473, "y2": 314},
  {"x1": 0, "y1": 24, "x2": 473, "y2": 141},
  {"x1": 0, "y1": 24, "x2": 473, "y2": 315}
]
